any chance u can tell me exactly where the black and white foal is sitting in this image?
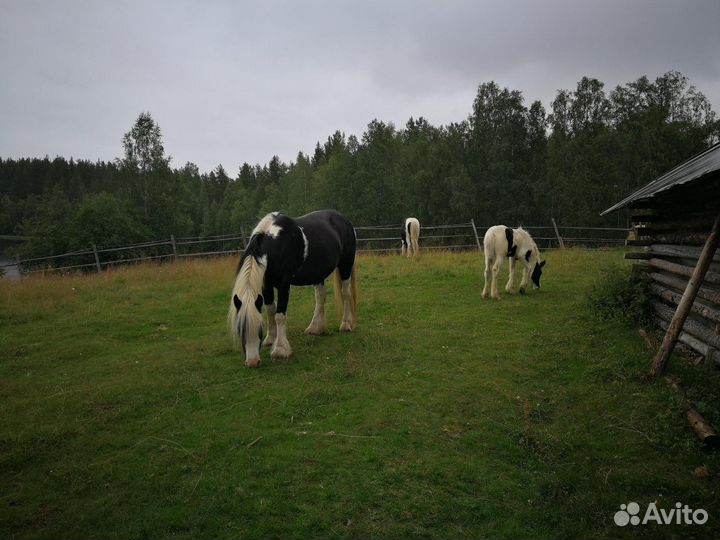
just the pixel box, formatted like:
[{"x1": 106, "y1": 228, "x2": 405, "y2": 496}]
[
  {"x1": 228, "y1": 210, "x2": 357, "y2": 367},
  {"x1": 400, "y1": 217, "x2": 420, "y2": 257},
  {"x1": 482, "y1": 225, "x2": 546, "y2": 299}
]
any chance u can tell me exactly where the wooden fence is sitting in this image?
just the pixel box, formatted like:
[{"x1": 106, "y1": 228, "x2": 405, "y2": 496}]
[
  {"x1": 353, "y1": 221, "x2": 629, "y2": 253},
  {"x1": 1, "y1": 221, "x2": 629, "y2": 276}
]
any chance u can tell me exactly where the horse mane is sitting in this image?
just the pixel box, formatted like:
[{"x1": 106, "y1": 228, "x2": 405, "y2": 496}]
[
  {"x1": 235, "y1": 253, "x2": 266, "y2": 296},
  {"x1": 228, "y1": 251, "x2": 267, "y2": 349},
  {"x1": 513, "y1": 227, "x2": 540, "y2": 262}
]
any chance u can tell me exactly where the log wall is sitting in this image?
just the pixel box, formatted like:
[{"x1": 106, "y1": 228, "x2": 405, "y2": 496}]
[{"x1": 626, "y1": 177, "x2": 720, "y2": 368}]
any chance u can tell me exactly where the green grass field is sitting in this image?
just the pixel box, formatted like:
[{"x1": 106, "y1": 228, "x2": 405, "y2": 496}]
[{"x1": 1, "y1": 250, "x2": 719, "y2": 539}]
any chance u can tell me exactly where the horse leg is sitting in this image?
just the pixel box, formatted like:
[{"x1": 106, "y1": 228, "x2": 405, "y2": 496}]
[
  {"x1": 519, "y1": 264, "x2": 530, "y2": 294},
  {"x1": 482, "y1": 256, "x2": 492, "y2": 298},
  {"x1": 270, "y1": 284, "x2": 292, "y2": 360},
  {"x1": 339, "y1": 277, "x2": 354, "y2": 331},
  {"x1": 491, "y1": 258, "x2": 503, "y2": 299},
  {"x1": 304, "y1": 282, "x2": 327, "y2": 335},
  {"x1": 401, "y1": 240, "x2": 406, "y2": 256},
  {"x1": 505, "y1": 257, "x2": 516, "y2": 293},
  {"x1": 337, "y1": 260, "x2": 355, "y2": 332},
  {"x1": 262, "y1": 285, "x2": 276, "y2": 346},
  {"x1": 412, "y1": 236, "x2": 419, "y2": 257}
]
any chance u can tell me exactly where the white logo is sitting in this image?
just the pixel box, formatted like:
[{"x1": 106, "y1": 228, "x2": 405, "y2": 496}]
[
  {"x1": 614, "y1": 502, "x2": 708, "y2": 526},
  {"x1": 614, "y1": 502, "x2": 641, "y2": 526}
]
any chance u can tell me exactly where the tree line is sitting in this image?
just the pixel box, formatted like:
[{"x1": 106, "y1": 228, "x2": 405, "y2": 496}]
[{"x1": 1, "y1": 70, "x2": 717, "y2": 259}]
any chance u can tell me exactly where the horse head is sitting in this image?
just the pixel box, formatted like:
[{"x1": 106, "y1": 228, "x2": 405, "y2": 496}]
[
  {"x1": 231, "y1": 293, "x2": 265, "y2": 367},
  {"x1": 228, "y1": 253, "x2": 268, "y2": 368},
  {"x1": 531, "y1": 259, "x2": 546, "y2": 289}
]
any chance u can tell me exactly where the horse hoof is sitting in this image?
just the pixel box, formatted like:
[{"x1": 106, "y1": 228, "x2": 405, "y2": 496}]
[
  {"x1": 270, "y1": 343, "x2": 292, "y2": 361},
  {"x1": 262, "y1": 338, "x2": 274, "y2": 347},
  {"x1": 519, "y1": 288, "x2": 526, "y2": 295},
  {"x1": 339, "y1": 321, "x2": 352, "y2": 332},
  {"x1": 304, "y1": 325, "x2": 327, "y2": 336},
  {"x1": 245, "y1": 357, "x2": 261, "y2": 368}
]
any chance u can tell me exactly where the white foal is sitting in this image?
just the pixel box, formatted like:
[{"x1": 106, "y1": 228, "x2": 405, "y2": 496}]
[
  {"x1": 401, "y1": 217, "x2": 420, "y2": 257},
  {"x1": 482, "y1": 225, "x2": 546, "y2": 299}
]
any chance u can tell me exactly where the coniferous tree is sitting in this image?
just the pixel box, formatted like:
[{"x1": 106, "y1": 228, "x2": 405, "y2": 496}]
[{"x1": 2, "y1": 70, "x2": 719, "y2": 259}]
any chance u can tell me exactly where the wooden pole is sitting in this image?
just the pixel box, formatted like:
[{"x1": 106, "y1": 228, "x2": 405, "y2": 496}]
[
  {"x1": 240, "y1": 227, "x2": 248, "y2": 250},
  {"x1": 551, "y1": 218, "x2": 565, "y2": 249},
  {"x1": 91, "y1": 243, "x2": 102, "y2": 273},
  {"x1": 170, "y1": 235, "x2": 178, "y2": 260},
  {"x1": 665, "y1": 376, "x2": 719, "y2": 446},
  {"x1": 470, "y1": 219, "x2": 482, "y2": 252},
  {"x1": 649, "y1": 212, "x2": 720, "y2": 378},
  {"x1": 652, "y1": 300, "x2": 720, "y2": 350}
]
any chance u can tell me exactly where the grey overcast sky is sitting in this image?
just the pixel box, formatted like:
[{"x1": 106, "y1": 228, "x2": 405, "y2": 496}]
[{"x1": 1, "y1": 0, "x2": 719, "y2": 174}]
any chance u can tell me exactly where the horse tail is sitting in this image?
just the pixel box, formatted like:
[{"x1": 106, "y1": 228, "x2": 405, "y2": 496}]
[
  {"x1": 412, "y1": 220, "x2": 420, "y2": 254},
  {"x1": 228, "y1": 252, "x2": 267, "y2": 349},
  {"x1": 332, "y1": 268, "x2": 343, "y2": 320},
  {"x1": 349, "y1": 262, "x2": 358, "y2": 323}
]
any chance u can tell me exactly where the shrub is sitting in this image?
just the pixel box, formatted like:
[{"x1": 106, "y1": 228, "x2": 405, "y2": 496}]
[{"x1": 587, "y1": 264, "x2": 652, "y2": 326}]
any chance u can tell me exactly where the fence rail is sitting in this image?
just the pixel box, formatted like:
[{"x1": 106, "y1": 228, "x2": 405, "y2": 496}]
[{"x1": 0, "y1": 221, "x2": 629, "y2": 277}]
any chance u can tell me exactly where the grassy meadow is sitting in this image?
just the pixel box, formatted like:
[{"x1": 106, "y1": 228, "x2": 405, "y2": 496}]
[{"x1": 1, "y1": 249, "x2": 719, "y2": 539}]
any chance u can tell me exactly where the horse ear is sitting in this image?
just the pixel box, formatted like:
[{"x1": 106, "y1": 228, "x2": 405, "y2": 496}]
[
  {"x1": 233, "y1": 295, "x2": 242, "y2": 311},
  {"x1": 540, "y1": 260, "x2": 546, "y2": 268},
  {"x1": 254, "y1": 294, "x2": 264, "y2": 313}
]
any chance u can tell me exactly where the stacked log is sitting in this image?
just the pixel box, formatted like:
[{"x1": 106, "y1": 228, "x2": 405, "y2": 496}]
[{"x1": 626, "y1": 179, "x2": 720, "y2": 369}]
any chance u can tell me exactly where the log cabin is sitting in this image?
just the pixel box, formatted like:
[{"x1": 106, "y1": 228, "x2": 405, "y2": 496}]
[{"x1": 602, "y1": 142, "x2": 720, "y2": 369}]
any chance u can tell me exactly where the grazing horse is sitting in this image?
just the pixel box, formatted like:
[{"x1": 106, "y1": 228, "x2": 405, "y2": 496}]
[
  {"x1": 228, "y1": 210, "x2": 357, "y2": 368},
  {"x1": 400, "y1": 217, "x2": 420, "y2": 257},
  {"x1": 482, "y1": 225, "x2": 546, "y2": 299}
]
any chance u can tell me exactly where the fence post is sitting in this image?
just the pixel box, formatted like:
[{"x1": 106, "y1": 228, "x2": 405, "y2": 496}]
[
  {"x1": 170, "y1": 235, "x2": 178, "y2": 260},
  {"x1": 91, "y1": 243, "x2": 102, "y2": 272},
  {"x1": 551, "y1": 218, "x2": 565, "y2": 249},
  {"x1": 470, "y1": 219, "x2": 482, "y2": 252},
  {"x1": 240, "y1": 227, "x2": 249, "y2": 250}
]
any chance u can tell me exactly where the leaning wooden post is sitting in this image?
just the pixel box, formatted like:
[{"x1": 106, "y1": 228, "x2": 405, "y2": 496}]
[
  {"x1": 470, "y1": 219, "x2": 482, "y2": 252},
  {"x1": 649, "y1": 212, "x2": 720, "y2": 378},
  {"x1": 551, "y1": 218, "x2": 565, "y2": 249},
  {"x1": 91, "y1": 243, "x2": 102, "y2": 273}
]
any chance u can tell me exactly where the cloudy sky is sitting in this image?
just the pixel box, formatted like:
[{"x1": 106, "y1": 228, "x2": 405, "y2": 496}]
[{"x1": 2, "y1": 0, "x2": 719, "y2": 174}]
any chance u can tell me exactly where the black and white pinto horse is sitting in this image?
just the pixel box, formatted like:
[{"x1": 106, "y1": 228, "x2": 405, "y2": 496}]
[
  {"x1": 228, "y1": 210, "x2": 357, "y2": 367},
  {"x1": 400, "y1": 217, "x2": 420, "y2": 257},
  {"x1": 482, "y1": 225, "x2": 546, "y2": 299}
]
